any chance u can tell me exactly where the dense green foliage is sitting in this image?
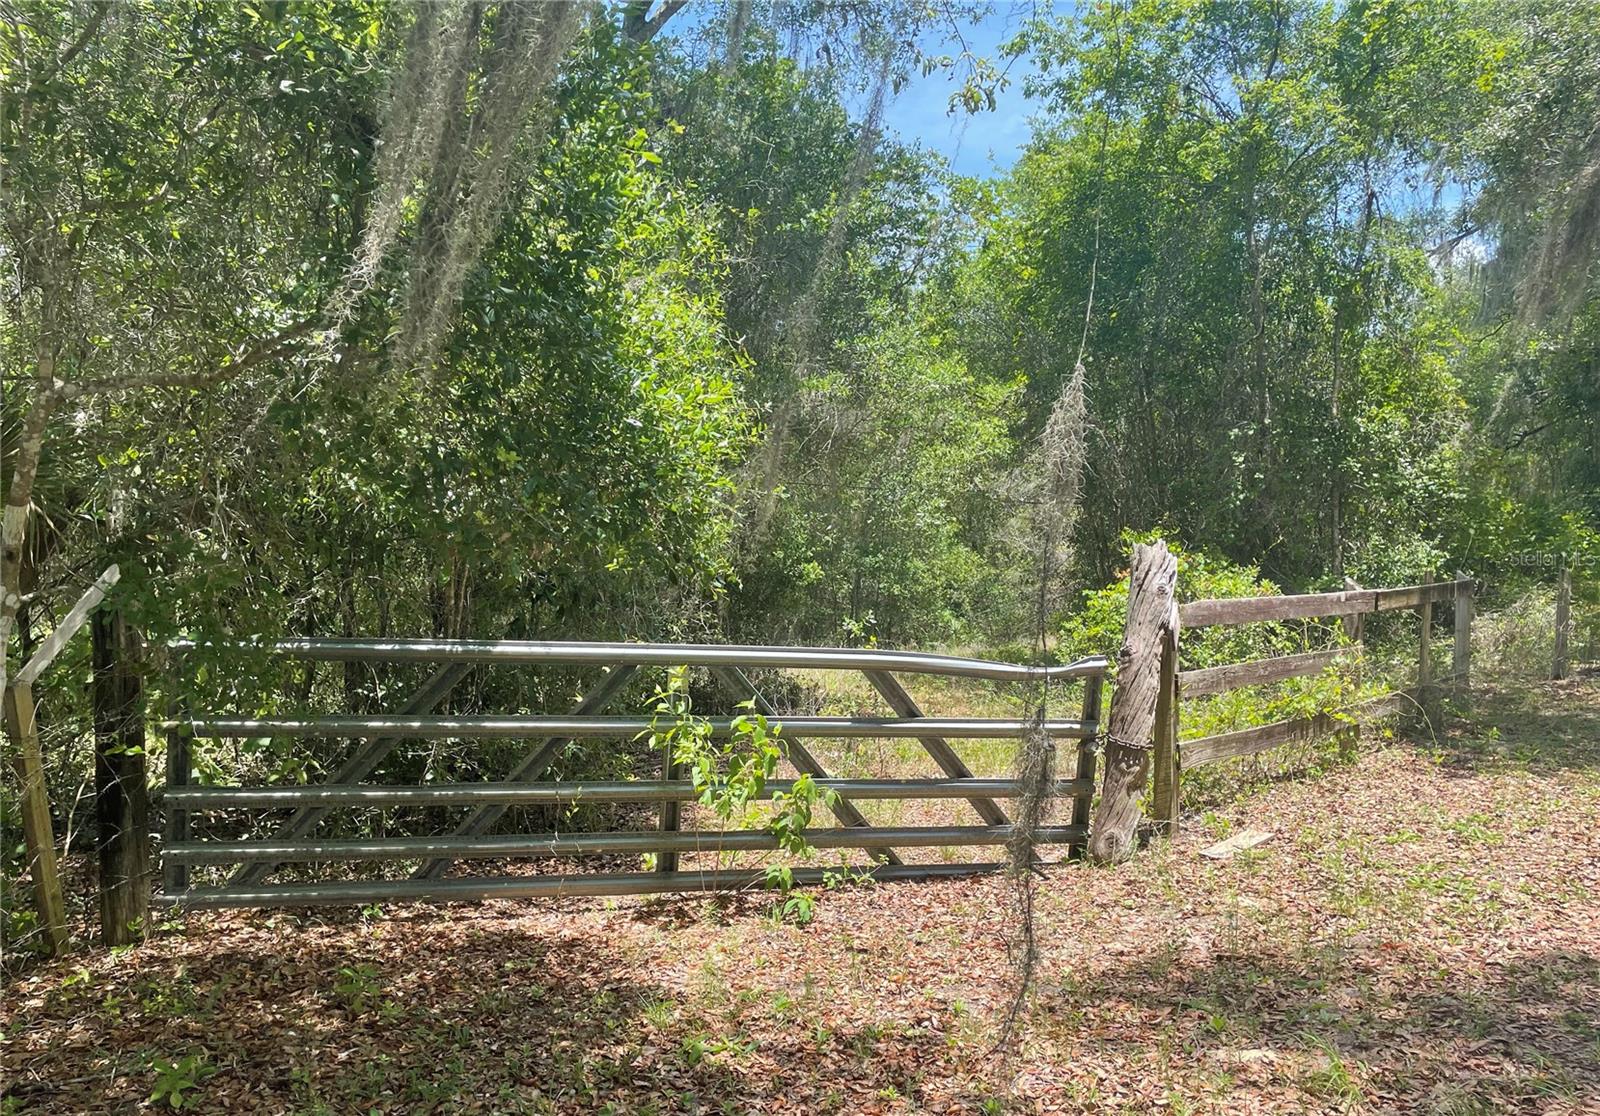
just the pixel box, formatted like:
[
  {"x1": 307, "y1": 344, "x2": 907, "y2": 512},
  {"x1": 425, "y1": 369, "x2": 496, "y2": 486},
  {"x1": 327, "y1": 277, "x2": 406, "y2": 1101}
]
[
  {"x1": 3, "y1": 1, "x2": 1596, "y2": 910},
  {"x1": 8, "y1": 0, "x2": 1593, "y2": 653},
  {"x1": 5, "y1": 8, "x2": 751, "y2": 654}
]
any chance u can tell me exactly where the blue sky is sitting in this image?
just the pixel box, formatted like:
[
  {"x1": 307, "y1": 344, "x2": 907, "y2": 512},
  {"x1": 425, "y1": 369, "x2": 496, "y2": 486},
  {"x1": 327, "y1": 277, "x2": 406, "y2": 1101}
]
[{"x1": 880, "y1": 5, "x2": 1056, "y2": 178}]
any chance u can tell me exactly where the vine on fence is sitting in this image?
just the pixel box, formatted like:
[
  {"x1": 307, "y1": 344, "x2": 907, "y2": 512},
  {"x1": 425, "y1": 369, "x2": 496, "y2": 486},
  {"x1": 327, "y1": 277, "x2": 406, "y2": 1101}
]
[{"x1": 644, "y1": 667, "x2": 838, "y2": 894}]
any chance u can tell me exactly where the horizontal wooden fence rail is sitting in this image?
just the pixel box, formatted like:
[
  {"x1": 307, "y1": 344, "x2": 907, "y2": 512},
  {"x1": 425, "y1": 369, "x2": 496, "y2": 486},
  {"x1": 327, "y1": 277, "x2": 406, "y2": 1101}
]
[
  {"x1": 1152, "y1": 571, "x2": 1475, "y2": 830},
  {"x1": 158, "y1": 639, "x2": 1110, "y2": 909},
  {"x1": 1181, "y1": 691, "x2": 1416, "y2": 768},
  {"x1": 1178, "y1": 648, "x2": 1347, "y2": 697},
  {"x1": 1180, "y1": 578, "x2": 1468, "y2": 628}
]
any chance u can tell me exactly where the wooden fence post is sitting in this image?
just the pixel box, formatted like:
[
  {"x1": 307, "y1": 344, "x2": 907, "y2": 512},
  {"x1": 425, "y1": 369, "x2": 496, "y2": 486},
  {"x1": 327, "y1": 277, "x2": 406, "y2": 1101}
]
[
  {"x1": 1553, "y1": 566, "x2": 1571, "y2": 681},
  {"x1": 1088, "y1": 540, "x2": 1178, "y2": 864},
  {"x1": 2, "y1": 564, "x2": 123, "y2": 949},
  {"x1": 1338, "y1": 578, "x2": 1365, "y2": 759},
  {"x1": 1416, "y1": 569, "x2": 1441, "y2": 731},
  {"x1": 1068, "y1": 674, "x2": 1103, "y2": 860},
  {"x1": 1453, "y1": 571, "x2": 1473, "y2": 694},
  {"x1": 90, "y1": 609, "x2": 151, "y2": 945},
  {"x1": 1150, "y1": 622, "x2": 1180, "y2": 835},
  {"x1": 2, "y1": 682, "x2": 69, "y2": 954}
]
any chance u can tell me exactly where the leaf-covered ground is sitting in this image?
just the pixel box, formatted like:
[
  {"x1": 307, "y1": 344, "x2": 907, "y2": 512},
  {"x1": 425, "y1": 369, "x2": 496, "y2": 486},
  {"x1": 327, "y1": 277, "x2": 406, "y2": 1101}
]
[{"x1": 3, "y1": 677, "x2": 1597, "y2": 1114}]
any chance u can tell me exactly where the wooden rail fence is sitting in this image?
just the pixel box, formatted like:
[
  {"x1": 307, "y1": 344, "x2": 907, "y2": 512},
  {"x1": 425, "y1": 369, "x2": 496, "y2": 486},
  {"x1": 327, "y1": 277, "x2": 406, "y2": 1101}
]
[{"x1": 1144, "y1": 567, "x2": 1474, "y2": 834}]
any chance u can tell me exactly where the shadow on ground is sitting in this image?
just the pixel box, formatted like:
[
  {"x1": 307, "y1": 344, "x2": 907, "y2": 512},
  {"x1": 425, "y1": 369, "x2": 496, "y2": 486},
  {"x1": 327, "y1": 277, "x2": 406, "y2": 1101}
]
[
  {"x1": 1435, "y1": 677, "x2": 1600, "y2": 773},
  {"x1": 1041, "y1": 941, "x2": 1600, "y2": 1113},
  {"x1": 1, "y1": 914, "x2": 1000, "y2": 1115}
]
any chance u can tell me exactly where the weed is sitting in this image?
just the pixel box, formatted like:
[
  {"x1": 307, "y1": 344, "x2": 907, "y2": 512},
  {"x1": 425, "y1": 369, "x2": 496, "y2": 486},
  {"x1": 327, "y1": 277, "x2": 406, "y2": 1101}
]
[
  {"x1": 680, "y1": 1034, "x2": 707, "y2": 1067},
  {"x1": 332, "y1": 963, "x2": 383, "y2": 1014},
  {"x1": 1441, "y1": 812, "x2": 1501, "y2": 845},
  {"x1": 771, "y1": 892, "x2": 815, "y2": 925},
  {"x1": 149, "y1": 1053, "x2": 216, "y2": 1109},
  {"x1": 1300, "y1": 1036, "x2": 1362, "y2": 1104}
]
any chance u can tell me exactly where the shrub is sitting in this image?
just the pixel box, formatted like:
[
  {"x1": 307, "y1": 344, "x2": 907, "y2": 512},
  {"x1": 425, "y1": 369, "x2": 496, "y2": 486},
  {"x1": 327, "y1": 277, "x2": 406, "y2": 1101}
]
[
  {"x1": 1058, "y1": 531, "x2": 1308, "y2": 670},
  {"x1": 1059, "y1": 531, "x2": 1377, "y2": 808},
  {"x1": 1474, "y1": 587, "x2": 1559, "y2": 680}
]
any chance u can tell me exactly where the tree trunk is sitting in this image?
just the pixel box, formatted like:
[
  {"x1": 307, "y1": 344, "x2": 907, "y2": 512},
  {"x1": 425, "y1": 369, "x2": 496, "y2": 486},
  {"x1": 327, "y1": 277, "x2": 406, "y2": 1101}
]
[
  {"x1": 90, "y1": 608, "x2": 151, "y2": 945},
  {"x1": 1088, "y1": 540, "x2": 1178, "y2": 864},
  {"x1": 621, "y1": 0, "x2": 689, "y2": 44}
]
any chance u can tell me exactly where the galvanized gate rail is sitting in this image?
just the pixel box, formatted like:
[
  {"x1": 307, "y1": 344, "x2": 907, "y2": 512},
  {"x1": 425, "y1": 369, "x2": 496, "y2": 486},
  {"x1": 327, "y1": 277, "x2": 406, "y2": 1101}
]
[{"x1": 158, "y1": 640, "x2": 1108, "y2": 909}]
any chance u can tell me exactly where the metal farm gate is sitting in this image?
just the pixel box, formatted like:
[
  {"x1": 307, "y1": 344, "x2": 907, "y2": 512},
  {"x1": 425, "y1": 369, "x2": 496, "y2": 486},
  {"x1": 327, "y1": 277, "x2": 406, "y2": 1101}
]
[{"x1": 156, "y1": 640, "x2": 1109, "y2": 909}]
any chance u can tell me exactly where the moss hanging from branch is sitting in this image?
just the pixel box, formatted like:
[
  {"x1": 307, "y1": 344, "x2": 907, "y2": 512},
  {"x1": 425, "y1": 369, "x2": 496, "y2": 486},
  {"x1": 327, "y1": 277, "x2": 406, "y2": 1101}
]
[
  {"x1": 1032, "y1": 360, "x2": 1089, "y2": 651},
  {"x1": 785, "y1": 52, "x2": 892, "y2": 378},
  {"x1": 335, "y1": 1, "x2": 473, "y2": 318},
  {"x1": 748, "y1": 52, "x2": 894, "y2": 538},
  {"x1": 333, "y1": 2, "x2": 587, "y2": 366},
  {"x1": 1521, "y1": 130, "x2": 1600, "y2": 321}
]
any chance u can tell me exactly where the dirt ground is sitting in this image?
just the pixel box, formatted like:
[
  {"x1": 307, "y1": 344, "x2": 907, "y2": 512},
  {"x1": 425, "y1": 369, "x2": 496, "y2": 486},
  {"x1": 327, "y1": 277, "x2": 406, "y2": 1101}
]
[{"x1": 3, "y1": 676, "x2": 1597, "y2": 1114}]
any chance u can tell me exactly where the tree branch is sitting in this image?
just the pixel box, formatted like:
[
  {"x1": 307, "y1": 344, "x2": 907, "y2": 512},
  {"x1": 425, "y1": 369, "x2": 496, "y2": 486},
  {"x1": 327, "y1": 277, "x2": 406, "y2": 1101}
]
[
  {"x1": 57, "y1": 319, "x2": 320, "y2": 401},
  {"x1": 1429, "y1": 225, "x2": 1481, "y2": 259},
  {"x1": 1505, "y1": 420, "x2": 1555, "y2": 450},
  {"x1": 29, "y1": 5, "x2": 107, "y2": 92},
  {"x1": 622, "y1": 0, "x2": 690, "y2": 44}
]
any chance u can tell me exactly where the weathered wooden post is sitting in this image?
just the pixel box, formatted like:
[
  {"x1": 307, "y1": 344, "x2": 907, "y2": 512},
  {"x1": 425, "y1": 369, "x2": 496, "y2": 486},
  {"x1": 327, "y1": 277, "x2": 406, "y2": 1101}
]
[
  {"x1": 1417, "y1": 569, "x2": 1437, "y2": 730},
  {"x1": 1088, "y1": 540, "x2": 1178, "y2": 864},
  {"x1": 90, "y1": 609, "x2": 151, "y2": 945},
  {"x1": 1553, "y1": 566, "x2": 1571, "y2": 681},
  {"x1": 0, "y1": 565, "x2": 117, "y2": 953},
  {"x1": 1150, "y1": 621, "x2": 1180, "y2": 835},
  {"x1": 1338, "y1": 578, "x2": 1365, "y2": 759},
  {"x1": 1453, "y1": 571, "x2": 1473, "y2": 694},
  {"x1": 2, "y1": 682, "x2": 69, "y2": 954}
]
